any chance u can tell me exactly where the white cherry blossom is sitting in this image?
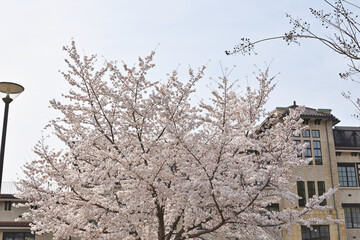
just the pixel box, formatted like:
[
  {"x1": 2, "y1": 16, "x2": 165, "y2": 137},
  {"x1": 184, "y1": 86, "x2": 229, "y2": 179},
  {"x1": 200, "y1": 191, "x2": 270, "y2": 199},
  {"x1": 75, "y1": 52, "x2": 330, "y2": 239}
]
[{"x1": 17, "y1": 42, "x2": 336, "y2": 240}]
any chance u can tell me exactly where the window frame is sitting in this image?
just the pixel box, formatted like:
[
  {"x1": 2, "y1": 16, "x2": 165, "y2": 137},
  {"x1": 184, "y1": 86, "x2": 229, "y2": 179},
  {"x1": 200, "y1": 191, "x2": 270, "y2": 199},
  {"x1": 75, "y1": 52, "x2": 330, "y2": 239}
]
[
  {"x1": 343, "y1": 204, "x2": 360, "y2": 229},
  {"x1": 338, "y1": 163, "x2": 358, "y2": 187},
  {"x1": 302, "y1": 130, "x2": 310, "y2": 138},
  {"x1": 292, "y1": 129, "x2": 301, "y2": 137},
  {"x1": 297, "y1": 181, "x2": 306, "y2": 207},
  {"x1": 4, "y1": 201, "x2": 11, "y2": 211},
  {"x1": 294, "y1": 140, "x2": 302, "y2": 158},
  {"x1": 266, "y1": 203, "x2": 280, "y2": 212},
  {"x1": 2, "y1": 232, "x2": 35, "y2": 240},
  {"x1": 312, "y1": 130, "x2": 320, "y2": 138},
  {"x1": 301, "y1": 225, "x2": 330, "y2": 240},
  {"x1": 317, "y1": 181, "x2": 327, "y2": 206},
  {"x1": 307, "y1": 181, "x2": 316, "y2": 199},
  {"x1": 313, "y1": 140, "x2": 322, "y2": 165},
  {"x1": 304, "y1": 140, "x2": 312, "y2": 164}
]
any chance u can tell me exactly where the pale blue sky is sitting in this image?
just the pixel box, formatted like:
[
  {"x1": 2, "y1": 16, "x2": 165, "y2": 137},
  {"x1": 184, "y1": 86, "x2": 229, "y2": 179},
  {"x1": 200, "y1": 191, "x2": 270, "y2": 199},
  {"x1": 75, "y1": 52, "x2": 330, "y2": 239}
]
[{"x1": 0, "y1": 0, "x2": 358, "y2": 181}]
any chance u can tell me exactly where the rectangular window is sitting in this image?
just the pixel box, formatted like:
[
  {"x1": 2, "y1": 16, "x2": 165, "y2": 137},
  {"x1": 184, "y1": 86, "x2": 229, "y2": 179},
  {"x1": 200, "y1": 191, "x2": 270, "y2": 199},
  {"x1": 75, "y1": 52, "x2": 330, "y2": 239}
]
[
  {"x1": 301, "y1": 225, "x2": 330, "y2": 240},
  {"x1": 304, "y1": 140, "x2": 312, "y2": 164},
  {"x1": 294, "y1": 140, "x2": 302, "y2": 158},
  {"x1": 313, "y1": 141, "x2": 322, "y2": 165},
  {"x1": 197, "y1": 224, "x2": 207, "y2": 230},
  {"x1": 343, "y1": 205, "x2": 360, "y2": 229},
  {"x1": 4, "y1": 201, "x2": 11, "y2": 211},
  {"x1": 317, "y1": 181, "x2": 327, "y2": 206},
  {"x1": 262, "y1": 203, "x2": 280, "y2": 220},
  {"x1": 292, "y1": 129, "x2": 300, "y2": 137},
  {"x1": 338, "y1": 163, "x2": 358, "y2": 187},
  {"x1": 266, "y1": 203, "x2": 279, "y2": 212},
  {"x1": 302, "y1": 130, "x2": 310, "y2": 138},
  {"x1": 312, "y1": 130, "x2": 320, "y2": 138},
  {"x1": 2, "y1": 232, "x2": 35, "y2": 240},
  {"x1": 297, "y1": 181, "x2": 306, "y2": 207},
  {"x1": 307, "y1": 181, "x2": 316, "y2": 199}
]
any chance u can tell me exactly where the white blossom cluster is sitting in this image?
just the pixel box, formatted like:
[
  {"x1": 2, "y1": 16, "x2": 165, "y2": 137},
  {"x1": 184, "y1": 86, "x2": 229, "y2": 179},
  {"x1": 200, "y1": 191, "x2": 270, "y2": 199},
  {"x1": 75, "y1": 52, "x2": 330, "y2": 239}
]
[{"x1": 16, "y1": 42, "x2": 336, "y2": 240}]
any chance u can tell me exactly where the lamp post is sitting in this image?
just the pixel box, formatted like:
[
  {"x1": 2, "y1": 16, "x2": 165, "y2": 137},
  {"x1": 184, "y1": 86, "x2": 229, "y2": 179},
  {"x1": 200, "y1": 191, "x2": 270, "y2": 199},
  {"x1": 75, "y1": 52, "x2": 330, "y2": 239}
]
[{"x1": 0, "y1": 82, "x2": 24, "y2": 193}]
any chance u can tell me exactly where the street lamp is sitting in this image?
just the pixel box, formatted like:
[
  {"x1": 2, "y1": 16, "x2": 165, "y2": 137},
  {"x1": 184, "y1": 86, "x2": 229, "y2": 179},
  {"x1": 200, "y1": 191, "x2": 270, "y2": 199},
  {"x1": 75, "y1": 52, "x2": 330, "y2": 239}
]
[{"x1": 0, "y1": 82, "x2": 24, "y2": 193}]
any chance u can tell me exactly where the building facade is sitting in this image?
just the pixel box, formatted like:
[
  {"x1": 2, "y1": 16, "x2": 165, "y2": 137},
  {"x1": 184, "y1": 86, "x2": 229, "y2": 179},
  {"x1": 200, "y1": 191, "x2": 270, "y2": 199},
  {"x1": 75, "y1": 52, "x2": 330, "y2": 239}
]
[
  {"x1": 276, "y1": 103, "x2": 360, "y2": 240},
  {"x1": 0, "y1": 193, "x2": 35, "y2": 240}
]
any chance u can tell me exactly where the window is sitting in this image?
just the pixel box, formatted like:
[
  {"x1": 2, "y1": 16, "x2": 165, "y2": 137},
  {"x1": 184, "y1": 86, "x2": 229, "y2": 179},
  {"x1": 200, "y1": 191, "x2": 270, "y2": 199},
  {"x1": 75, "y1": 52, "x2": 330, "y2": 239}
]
[
  {"x1": 336, "y1": 152, "x2": 342, "y2": 156},
  {"x1": 4, "y1": 201, "x2": 11, "y2": 211},
  {"x1": 304, "y1": 140, "x2": 312, "y2": 164},
  {"x1": 312, "y1": 130, "x2": 320, "y2": 138},
  {"x1": 292, "y1": 129, "x2": 300, "y2": 137},
  {"x1": 317, "y1": 181, "x2": 327, "y2": 206},
  {"x1": 301, "y1": 225, "x2": 330, "y2": 240},
  {"x1": 343, "y1": 205, "x2": 360, "y2": 229},
  {"x1": 307, "y1": 181, "x2": 316, "y2": 199},
  {"x1": 263, "y1": 203, "x2": 280, "y2": 220},
  {"x1": 304, "y1": 140, "x2": 312, "y2": 157},
  {"x1": 266, "y1": 203, "x2": 279, "y2": 212},
  {"x1": 197, "y1": 224, "x2": 207, "y2": 230},
  {"x1": 294, "y1": 140, "x2": 302, "y2": 157},
  {"x1": 298, "y1": 181, "x2": 327, "y2": 207},
  {"x1": 3, "y1": 232, "x2": 35, "y2": 240},
  {"x1": 297, "y1": 181, "x2": 306, "y2": 207},
  {"x1": 313, "y1": 141, "x2": 322, "y2": 165},
  {"x1": 352, "y1": 152, "x2": 358, "y2": 157},
  {"x1": 302, "y1": 130, "x2": 310, "y2": 138},
  {"x1": 338, "y1": 163, "x2": 358, "y2": 187},
  {"x1": 30, "y1": 205, "x2": 38, "y2": 210}
]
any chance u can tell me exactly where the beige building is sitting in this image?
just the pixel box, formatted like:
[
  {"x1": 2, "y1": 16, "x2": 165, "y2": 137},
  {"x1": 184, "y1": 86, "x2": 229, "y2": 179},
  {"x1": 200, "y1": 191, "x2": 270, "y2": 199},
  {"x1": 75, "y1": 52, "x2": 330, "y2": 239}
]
[{"x1": 276, "y1": 103, "x2": 360, "y2": 240}]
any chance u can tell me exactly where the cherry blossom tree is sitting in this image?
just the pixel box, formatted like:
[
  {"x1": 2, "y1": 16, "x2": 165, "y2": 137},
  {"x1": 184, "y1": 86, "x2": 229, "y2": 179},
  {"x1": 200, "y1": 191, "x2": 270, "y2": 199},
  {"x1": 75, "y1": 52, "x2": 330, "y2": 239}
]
[{"x1": 17, "y1": 42, "x2": 334, "y2": 240}]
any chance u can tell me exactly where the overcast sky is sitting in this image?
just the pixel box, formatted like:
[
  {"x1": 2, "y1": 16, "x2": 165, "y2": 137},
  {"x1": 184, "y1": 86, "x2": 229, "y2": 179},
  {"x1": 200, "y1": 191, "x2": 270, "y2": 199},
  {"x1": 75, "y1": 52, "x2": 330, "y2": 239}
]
[{"x1": 0, "y1": 0, "x2": 359, "y2": 182}]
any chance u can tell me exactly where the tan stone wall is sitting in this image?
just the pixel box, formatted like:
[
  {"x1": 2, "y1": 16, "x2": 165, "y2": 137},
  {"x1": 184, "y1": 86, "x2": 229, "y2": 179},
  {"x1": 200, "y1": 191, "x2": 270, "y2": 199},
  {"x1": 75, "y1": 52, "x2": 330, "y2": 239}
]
[
  {"x1": 282, "y1": 118, "x2": 347, "y2": 239},
  {"x1": 334, "y1": 145, "x2": 360, "y2": 239},
  {"x1": 346, "y1": 229, "x2": 360, "y2": 239},
  {"x1": 336, "y1": 152, "x2": 360, "y2": 204},
  {"x1": 336, "y1": 151, "x2": 360, "y2": 163}
]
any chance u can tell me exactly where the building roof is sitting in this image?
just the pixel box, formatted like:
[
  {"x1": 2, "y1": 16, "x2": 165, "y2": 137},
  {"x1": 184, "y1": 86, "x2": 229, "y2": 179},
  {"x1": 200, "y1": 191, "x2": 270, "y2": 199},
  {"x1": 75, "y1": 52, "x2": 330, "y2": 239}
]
[
  {"x1": 291, "y1": 103, "x2": 339, "y2": 121},
  {"x1": 0, "y1": 222, "x2": 31, "y2": 228},
  {"x1": 301, "y1": 107, "x2": 335, "y2": 118},
  {"x1": 0, "y1": 194, "x2": 17, "y2": 199},
  {"x1": 276, "y1": 102, "x2": 340, "y2": 125},
  {"x1": 333, "y1": 126, "x2": 360, "y2": 150}
]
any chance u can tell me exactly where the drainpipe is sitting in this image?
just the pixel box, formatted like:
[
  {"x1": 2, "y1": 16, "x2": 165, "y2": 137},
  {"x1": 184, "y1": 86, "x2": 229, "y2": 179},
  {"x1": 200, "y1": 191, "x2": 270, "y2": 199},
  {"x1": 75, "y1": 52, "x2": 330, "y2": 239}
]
[{"x1": 325, "y1": 119, "x2": 341, "y2": 240}]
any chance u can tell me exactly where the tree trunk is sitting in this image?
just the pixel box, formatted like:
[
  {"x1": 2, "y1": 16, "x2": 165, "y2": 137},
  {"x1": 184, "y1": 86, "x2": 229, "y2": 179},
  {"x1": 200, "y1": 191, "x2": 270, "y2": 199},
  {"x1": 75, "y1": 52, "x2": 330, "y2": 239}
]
[{"x1": 157, "y1": 204, "x2": 165, "y2": 240}]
